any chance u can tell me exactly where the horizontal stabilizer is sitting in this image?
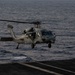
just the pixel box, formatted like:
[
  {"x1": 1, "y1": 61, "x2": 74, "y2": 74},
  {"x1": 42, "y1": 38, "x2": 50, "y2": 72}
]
[{"x1": 0, "y1": 37, "x2": 13, "y2": 41}]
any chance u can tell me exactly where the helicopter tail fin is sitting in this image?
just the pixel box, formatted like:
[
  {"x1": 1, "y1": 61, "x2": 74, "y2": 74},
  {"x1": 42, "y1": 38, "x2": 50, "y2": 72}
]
[{"x1": 7, "y1": 25, "x2": 16, "y2": 39}]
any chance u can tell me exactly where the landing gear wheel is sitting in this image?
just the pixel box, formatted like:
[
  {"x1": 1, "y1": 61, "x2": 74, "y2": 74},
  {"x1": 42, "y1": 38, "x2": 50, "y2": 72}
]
[
  {"x1": 31, "y1": 43, "x2": 35, "y2": 49},
  {"x1": 48, "y1": 43, "x2": 51, "y2": 48}
]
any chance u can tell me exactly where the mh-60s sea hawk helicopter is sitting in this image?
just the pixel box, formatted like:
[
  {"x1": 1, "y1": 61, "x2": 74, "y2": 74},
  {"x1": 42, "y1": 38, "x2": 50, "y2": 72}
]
[{"x1": 7, "y1": 21, "x2": 56, "y2": 49}]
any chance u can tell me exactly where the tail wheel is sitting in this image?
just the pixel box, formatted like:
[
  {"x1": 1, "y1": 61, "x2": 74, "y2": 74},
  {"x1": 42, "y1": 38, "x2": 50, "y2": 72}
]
[
  {"x1": 31, "y1": 43, "x2": 35, "y2": 49},
  {"x1": 48, "y1": 43, "x2": 51, "y2": 48}
]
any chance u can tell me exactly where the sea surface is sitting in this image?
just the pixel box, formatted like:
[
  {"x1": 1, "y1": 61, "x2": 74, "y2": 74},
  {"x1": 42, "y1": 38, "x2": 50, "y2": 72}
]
[{"x1": 0, "y1": 0, "x2": 75, "y2": 63}]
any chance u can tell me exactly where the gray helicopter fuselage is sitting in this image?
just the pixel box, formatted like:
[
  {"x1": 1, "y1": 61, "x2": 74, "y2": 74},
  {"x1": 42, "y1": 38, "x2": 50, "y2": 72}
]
[{"x1": 24, "y1": 27, "x2": 56, "y2": 44}]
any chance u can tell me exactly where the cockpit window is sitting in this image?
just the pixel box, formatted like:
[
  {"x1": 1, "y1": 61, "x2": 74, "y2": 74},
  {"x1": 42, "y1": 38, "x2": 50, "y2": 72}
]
[{"x1": 41, "y1": 30, "x2": 53, "y2": 36}]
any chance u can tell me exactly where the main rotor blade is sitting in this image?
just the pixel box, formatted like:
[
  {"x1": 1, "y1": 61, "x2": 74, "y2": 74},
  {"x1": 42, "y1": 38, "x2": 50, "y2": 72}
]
[
  {"x1": 0, "y1": 19, "x2": 41, "y2": 24},
  {"x1": 0, "y1": 19, "x2": 32, "y2": 24}
]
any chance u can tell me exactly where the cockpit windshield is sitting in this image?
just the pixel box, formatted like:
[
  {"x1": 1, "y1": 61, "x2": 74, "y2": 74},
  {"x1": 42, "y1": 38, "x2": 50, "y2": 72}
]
[{"x1": 41, "y1": 30, "x2": 53, "y2": 36}]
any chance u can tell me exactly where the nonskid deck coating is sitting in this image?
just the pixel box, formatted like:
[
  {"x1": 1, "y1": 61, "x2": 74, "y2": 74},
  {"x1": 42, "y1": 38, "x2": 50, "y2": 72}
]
[{"x1": 0, "y1": 59, "x2": 75, "y2": 75}]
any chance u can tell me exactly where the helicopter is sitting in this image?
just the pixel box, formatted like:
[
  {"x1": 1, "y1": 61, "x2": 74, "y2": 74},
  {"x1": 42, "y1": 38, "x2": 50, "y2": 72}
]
[{"x1": 7, "y1": 21, "x2": 56, "y2": 49}]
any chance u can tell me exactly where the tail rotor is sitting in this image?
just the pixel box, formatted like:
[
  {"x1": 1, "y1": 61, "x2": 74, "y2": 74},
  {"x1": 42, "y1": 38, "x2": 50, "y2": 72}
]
[{"x1": 7, "y1": 24, "x2": 13, "y2": 29}]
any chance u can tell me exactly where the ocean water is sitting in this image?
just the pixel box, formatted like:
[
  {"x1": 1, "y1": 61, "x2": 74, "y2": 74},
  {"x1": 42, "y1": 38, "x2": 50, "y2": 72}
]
[{"x1": 0, "y1": 0, "x2": 75, "y2": 63}]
